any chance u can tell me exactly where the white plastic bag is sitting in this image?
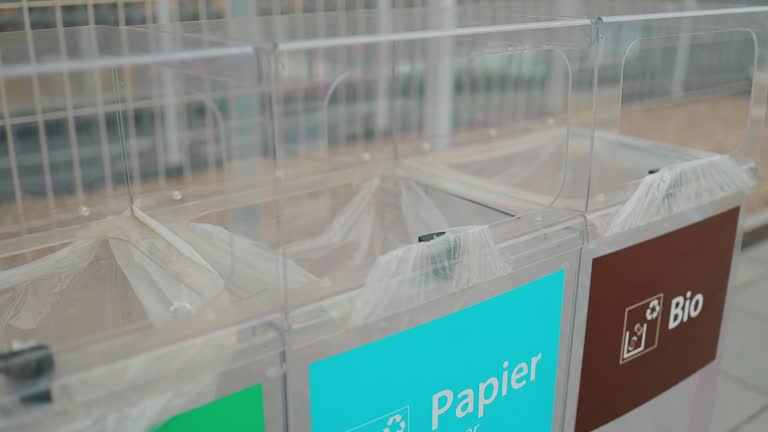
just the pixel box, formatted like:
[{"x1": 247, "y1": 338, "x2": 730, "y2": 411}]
[
  {"x1": 286, "y1": 177, "x2": 451, "y2": 276},
  {"x1": 348, "y1": 225, "x2": 508, "y2": 325},
  {"x1": 0, "y1": 241, "x2": 99, "y2": 330},
  {"x1": 603, "y1": 156, "x2": 755, "y2": 235}
]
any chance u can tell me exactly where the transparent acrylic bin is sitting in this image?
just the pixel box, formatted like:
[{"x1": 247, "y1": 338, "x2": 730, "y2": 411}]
[
  {"x1": 563, "y1": 7, "x2": 767, "y2": 432},
  {"x1": 149, "y1": 7, "x2": 596, "y2": 431},
  {"x1": 0, "y1": 26, "x2": 285, "y2": 431}
]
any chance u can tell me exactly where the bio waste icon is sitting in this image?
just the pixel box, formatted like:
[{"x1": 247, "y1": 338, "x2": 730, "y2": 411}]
[{"x1": 620, "y1": 294, "x2": 663, "y2": 364}]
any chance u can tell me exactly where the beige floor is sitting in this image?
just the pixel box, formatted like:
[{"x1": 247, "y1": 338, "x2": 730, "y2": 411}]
[{"x1": 712, "y1": 240, "x2": 768, "y2": 431}]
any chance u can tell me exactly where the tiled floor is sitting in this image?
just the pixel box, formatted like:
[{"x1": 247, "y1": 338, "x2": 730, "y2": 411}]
[{"x1": 712, "y1": 241, "x2": 768, "y2": 431}]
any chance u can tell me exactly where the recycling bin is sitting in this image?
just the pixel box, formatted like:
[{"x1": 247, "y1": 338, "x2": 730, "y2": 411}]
[
  {"x1": 563, "y1": 7, "x2": 767, "y2": 432},
  {"x1": 0, "y1": 26, "x2": 285, "y2": 431},
  {"x1": 153, "y1": 6, "x2": 597, "y2": 431}
]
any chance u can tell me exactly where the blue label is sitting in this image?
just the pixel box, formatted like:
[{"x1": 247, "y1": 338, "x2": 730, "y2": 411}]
[{"x1": 309, "y1": 270, "x2": 566, "y2": 432}]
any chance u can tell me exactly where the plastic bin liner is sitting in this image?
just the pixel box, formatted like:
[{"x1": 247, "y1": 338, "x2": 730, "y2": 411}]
[
  {"x1": 396, "y1": 134, "x2": 596, "y2": 223},
  {"x1": 276, "y1": 175, "x2": 513, "y2": 324},
  {"x1": 599, "y1": 155, "x2": 755, "y2": 236},
  {"x1": 284, "y1": 176, "x2": 452, "y2": 272},
  {"x1": 0, "y1": 241, "x2": 100, "y2": 330},
  {"x1": 159, "y1": 220, "x2": 317, "y2": 301},
  {"x1": 0, "y1": 209, "x2": 223, "y2": 330},
  {"x1": 0, "y1": 205, "x2": 309, "y2": 329},
  {"x1": 348, "y1": 225, "x2": 507, "y2": 325},
  {"x1": 0, "y1": 205, "x2": 303, "y2": 431},
  {"x1": 0, "y1": 213, "x2": 220, "y2": 329}
]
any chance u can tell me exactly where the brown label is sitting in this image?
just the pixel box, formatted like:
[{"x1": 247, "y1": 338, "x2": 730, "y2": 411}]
[{"x1": 575, "y1": 208, "x2": 740, "y2": 432}]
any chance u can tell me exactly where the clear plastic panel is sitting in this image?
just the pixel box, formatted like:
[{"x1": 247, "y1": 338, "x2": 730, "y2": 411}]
[
  {"x1": 588, "y1": 10, "x2": 767, "y2": 219},
  {"x1": 396, "y1": 31, "x2": 595, "y2": 215},
  {"x1": 158, "y1": 11, "x2": 594, "y2": 201},
  {"x1": 114, "y1": 49, "x2": 274, "y2": 212},
  {"x1": 0, "y1": 31, "x2": 132, "y2": 241},
  {"x1": 264, "y1": 13, "x2": 596, "y2": 215},
  {"x1": 0, "y1": 25, "x2": 256, "y2": 240},
  {"x1": 0, "y1": 25, "x2": 285, "y2": 430}
]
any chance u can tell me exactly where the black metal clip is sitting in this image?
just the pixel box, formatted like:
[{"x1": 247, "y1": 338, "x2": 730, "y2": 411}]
[
  {"x1": 0, "y1": 344, "x2": 54, "y2": 405},
  {"x1": 419, "y1": 231, "x2": 460, "y2": 280}
]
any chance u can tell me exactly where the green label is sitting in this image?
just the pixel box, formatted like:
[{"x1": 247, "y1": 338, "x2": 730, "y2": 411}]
[{"x1": 152, "y1": 384, "x2": 266, "y2": 431}]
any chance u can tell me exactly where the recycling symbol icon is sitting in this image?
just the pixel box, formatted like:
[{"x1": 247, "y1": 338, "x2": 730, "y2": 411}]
[
  {"x1": 645, "y1": 298, "x2": 661, "y2": 321},
  {"x1": 383, "y1": 414, "x2": 406, "y2": 432}
]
